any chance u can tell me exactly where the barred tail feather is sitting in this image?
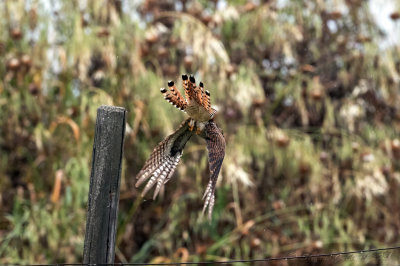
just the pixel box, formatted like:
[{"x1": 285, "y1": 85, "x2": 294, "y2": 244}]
[
  {"x1": 182, "y1": 74, "x2": 190, "y2": 101},
  {"x1": 160, "y1": 87, "x2": 186, "y2": 111},
  {"x1": 168, "y1": 80, "x2": 187, "y2": 110},
  {"x1": 189, "y1": 75, "x2": 203, "y2": 104}
]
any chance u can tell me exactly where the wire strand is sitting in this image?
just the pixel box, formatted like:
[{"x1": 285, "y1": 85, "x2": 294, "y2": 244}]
[{"x1": 14, "y1": 246, "x2": 400, "y2": 266}]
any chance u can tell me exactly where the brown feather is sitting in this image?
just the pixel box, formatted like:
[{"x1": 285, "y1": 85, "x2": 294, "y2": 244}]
[
  {"x1": 199, "y1": 121, "x2": 226, "y2": 219},
  {"x1": 137, "y1": 75, "x2": 225, "y2": 220},
  {"x1": 160, "y1": 85, "x2": 186, "y2": 111},
  {"x1": 136, "y1": 118, "x2": 193, "y2": 199},
  {"x1": 168, "y1": 80, "x2": 187, "y2": 110},
  {"x1": 182, "y1": 74, "x2": 191, "y2": 101}
]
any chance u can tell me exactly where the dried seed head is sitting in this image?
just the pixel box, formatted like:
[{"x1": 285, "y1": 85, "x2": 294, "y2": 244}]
[
  {"x1": 301, "y1": 64, "x2": 315, "y2": 73},
  {"x1": 97, "y1": 27, "x2": 110, "y2": 38},
  {"x1": 10, "y1": 28, "x2": 23, "y2": 40},
  {"x1": 244, "y1": 2, "x2": 257, "y2": 12},
  {"x1": 320, "y1": 151, "x2": 329, "y2": 162},
  {"x1": 140, "y1": 44, "x2": 150, "y2": 57},
  {"x1": 29, "y1": 7, "x2": 38, "y2": 29},
  {"x1": 276, "y1": 134, "x2": 290, "y2": 148},
  {"x1": 29, "y1": 83, "x2": 40, "y2": 95},
  {"x1": 226, "y1": 64, "x2": 235, "y2": 76},
  {"x1": 162, "y1": 65, "x2": 177, "y2": 75},
  {"x1": 169, "y1": 37, "x2": 179, "y2": 46},
  {"x1": 328, "y1": 11, "x2": 342, "y2": 20},
  {"x1": 250, "y1": 237, "x2": 261, "y2": 248},
  {"x1": 157, "y1": 46, "x2": 168, "y2": 58},
  {"x1": 7, "y1": 58, "x2": 20, "y2": 71},
  {"x1": 144, "y1": 31, "x2": 159, "y2": 44},
  {"x1": 298, "y1": 162, "x2": 311, "y2": 175},
  {"x1": 201, "y1": 15, "x2": 213, "y2": 25},
  {"x1": 21, "y1": 54, "x2": 32, "y2": 67},
  {"x1": 390, "y1": 12, "x2": 400, "y2": 21},
  {"x1": 392, "y1": 139, "x2": 400, "y2": 159},
  {"x1": 183, "y1": 55, "x2": 193, "y2": 69},
  {"x1": 311, "y1": 89, "x2": 323, "y2": 100}
]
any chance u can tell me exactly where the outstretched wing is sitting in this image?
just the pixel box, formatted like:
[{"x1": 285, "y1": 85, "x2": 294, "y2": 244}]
[
  {"x1": 200, "y1": 121, "x2": 226, "y2": 220},
  {"x1": 135, "y1": 118, "x2": 193, "y2": 199}
]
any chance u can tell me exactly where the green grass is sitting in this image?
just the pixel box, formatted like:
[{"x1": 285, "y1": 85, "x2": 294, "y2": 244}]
[{"x1": 1, "y1": 0, "x2": 400, "y2": 264}]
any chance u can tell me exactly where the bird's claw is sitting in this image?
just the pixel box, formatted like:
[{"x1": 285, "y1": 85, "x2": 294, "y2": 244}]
[{"x1": 188, "y1": 119, "x2": 195, "y2": 132}]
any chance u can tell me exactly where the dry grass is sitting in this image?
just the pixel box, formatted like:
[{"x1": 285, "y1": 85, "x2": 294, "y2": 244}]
[{"x1": 1, "y1": 0, "x2": 400, "y2": 264}]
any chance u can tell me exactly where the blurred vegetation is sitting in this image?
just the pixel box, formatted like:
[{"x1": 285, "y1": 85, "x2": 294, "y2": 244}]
[{"x1": 1, "y1": 0, "x2": 400, "y2": 264}]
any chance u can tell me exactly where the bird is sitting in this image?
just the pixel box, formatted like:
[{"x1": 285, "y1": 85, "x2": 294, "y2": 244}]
[{"x1": 135, "y1": 74, "x2": 225, "y2": 220}]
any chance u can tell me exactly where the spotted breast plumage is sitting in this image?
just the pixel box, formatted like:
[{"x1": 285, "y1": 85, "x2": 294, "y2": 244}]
[{"x1": 135, "y1": 74, "x2": 225, "y2": 219}]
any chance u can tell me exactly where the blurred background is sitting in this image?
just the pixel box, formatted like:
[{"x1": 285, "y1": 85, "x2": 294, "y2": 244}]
[{"x1": 1, "y1": 0, "x2": 400, "y2": 264}]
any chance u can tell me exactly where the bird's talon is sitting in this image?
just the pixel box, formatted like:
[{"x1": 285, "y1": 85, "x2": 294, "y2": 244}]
[{"x1": 189, "y1": 119, "x2": 195, "y2": 131}]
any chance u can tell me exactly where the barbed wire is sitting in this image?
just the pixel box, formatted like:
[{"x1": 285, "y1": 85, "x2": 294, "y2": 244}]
[{"x1": 16, "y1": 245, "x2": 400, "y2": 266}]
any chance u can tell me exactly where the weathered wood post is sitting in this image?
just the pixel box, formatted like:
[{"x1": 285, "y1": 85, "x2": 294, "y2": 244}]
[{"x1": 83, "y1": 105, "x2": 126, "y2": 264}]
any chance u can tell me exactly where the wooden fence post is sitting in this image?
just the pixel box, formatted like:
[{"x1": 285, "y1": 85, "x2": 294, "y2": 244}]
[{"x1": 83, "y1": 105, "x2": 126, "y2": 264}]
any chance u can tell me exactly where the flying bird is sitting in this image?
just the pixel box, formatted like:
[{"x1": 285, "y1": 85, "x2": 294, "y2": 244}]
[{"x1": 135, "y1": 74, "x2": 225, "y2": 219}]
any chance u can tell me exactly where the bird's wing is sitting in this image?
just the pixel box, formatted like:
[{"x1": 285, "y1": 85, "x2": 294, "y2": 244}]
[
  {"x1": 200, "y1": 121, "x2": 226, "y2": 220},
  {"x1": 135, "y1": 118, "x2": 193, "y2": 199}
]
